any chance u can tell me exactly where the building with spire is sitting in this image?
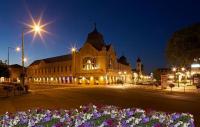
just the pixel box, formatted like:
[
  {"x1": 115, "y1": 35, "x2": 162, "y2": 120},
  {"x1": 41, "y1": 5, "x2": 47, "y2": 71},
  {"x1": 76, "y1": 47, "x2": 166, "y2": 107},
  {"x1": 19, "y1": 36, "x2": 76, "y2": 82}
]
[
  {"x1": 27, "y1": 26, "x2": 132, "y2": 85},
  {"x1": 136, "y1": 57, "x2": 143, "y2": 75}
]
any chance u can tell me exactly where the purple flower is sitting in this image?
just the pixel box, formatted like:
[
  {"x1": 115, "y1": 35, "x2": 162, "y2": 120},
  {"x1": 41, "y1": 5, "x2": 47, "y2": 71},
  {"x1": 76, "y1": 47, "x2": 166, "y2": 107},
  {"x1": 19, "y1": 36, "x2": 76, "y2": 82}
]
[
  {"x1": 93, "y1": 112, "x2": 101, "y2": 118},
  {"x1": 142, "y1": 117, "x2": 149, "y2": 123},
  {"x1": 82, "y1": 121, "x2": 93, "y2": 127},
  {"x1": 172, "y1": 113, "x2": 180, "y2": 120},
  {"x1": 127, "y1": 111, "x2": 134, "y2": 116},
  {"x1": 43, "y1": 116, "x2": 51, "y2": 122}
]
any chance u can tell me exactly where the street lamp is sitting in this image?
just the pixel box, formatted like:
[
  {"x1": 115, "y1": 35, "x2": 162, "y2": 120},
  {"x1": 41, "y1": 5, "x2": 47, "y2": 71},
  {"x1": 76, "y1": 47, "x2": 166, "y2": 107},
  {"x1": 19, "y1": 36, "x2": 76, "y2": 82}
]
[
  {"x1": 172, "y1": 67, "x2": 177, "y2": 72},
  {"x1": 181, "y1": 67, "x2": 185, "y2": 71},
  {"x1": 71, "y1": 47, "x2": 76, "y2": 52},
  {"x1": 7, "y1": 46, "x2": 20, "y2": 65},
  {"x1": 21, "y1": 17, "x2": 47, "y2": 87},
  {"x1": 71, "y1": 47, "x2": 76, "y2": 84},
  {"x1": 172, "y1": 67, "x2": 177, "y2": 86}
]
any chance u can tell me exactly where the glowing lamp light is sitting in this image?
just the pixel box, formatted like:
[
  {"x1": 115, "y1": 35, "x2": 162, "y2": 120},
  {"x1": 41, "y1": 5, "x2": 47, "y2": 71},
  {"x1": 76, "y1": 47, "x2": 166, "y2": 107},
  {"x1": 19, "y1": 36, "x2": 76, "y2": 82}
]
[
  {"x1": 100, "y1": 76, "x2": 104, "y2": 81},
  {"x1": 33, "y1": 25, "x2": 41, "y2": 33},
  {"x1": 181, "y1": 67, "x2": 185, "y2": 71},
  {"x1": 90, "y1": 77, "x2": 94, "y2": 80},
  {"x1": 16, "y1": 47, "x2": 21, "y2": 52},
  {"x1": 23, "y1": 13, "x2": 52, "y2": 42},
  {"x1": 172, "y1": 67, "x2": 176, "y2": 72},
  {"x1": 23, "y1": 58, "x2": 27, "y2": 62},
  {"x1": 71, "y1": 47, "x2": 76, "y2": 52},
  {"x1": 191, "y1": 63, "x2": 200, "y2": 68}
]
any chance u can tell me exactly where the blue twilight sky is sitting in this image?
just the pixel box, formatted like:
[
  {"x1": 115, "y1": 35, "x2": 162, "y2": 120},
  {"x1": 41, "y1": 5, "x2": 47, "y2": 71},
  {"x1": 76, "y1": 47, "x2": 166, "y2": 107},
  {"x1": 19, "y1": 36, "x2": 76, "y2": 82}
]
[{"x1": 0, "y1": 0, "x2": 200, "y2": 73}]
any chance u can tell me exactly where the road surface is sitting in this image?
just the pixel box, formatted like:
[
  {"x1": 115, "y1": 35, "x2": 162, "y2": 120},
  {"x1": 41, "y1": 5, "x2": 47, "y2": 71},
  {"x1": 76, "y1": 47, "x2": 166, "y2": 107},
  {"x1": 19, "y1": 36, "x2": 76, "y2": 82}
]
[{"x1": 0, "y1": 86, "x2": 199, "y2": 125}]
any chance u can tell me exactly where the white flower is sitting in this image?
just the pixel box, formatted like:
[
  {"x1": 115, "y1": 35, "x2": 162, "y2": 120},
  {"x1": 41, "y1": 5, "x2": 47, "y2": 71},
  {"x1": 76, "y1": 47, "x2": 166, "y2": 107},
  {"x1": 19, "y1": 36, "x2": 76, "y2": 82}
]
[
  {"x1": 60, "y1": 117, "x2": 65, "y2": 122},
  {"x1": 93, "y1": 105, "x2": 97, "y2": 109},
  {"x1": 174, "y1": 121, "x2": 183, "y2": 127}
]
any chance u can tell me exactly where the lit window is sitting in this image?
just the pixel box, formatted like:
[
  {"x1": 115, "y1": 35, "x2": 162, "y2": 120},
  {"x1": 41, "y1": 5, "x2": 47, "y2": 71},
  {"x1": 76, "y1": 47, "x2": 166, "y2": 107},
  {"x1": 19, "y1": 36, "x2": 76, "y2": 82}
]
[{"x1": 83, "y1": 57, "x2": 97, "y2": 70}]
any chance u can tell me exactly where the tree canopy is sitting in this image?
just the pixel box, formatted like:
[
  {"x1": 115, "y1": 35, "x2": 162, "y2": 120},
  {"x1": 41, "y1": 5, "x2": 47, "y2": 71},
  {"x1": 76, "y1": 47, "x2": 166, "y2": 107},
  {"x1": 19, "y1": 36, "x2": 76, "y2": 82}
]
[
  {"x1": 0, "y1": 61, "x2": 10, "y2": 78},
  {"x1": 153, "y1": 69, "x2": 161, "y2": 81},
  {"x1": 166, "y1": 23, "x2": 200, "y2": 66}
]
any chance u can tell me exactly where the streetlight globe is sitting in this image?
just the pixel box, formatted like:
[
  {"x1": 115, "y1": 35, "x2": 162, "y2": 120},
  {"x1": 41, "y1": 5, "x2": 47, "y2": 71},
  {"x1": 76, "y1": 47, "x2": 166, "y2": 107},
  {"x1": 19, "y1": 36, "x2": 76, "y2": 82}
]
[
  {"x1": 172, "y1": 67, "x2": 176, "y2": 72},
  {"x1": 181, "y1": 67, "x2": 185, "y2": 71},
  {"x1": 23, "y1": 58, "x2": 27, "y2": 62},
  {"x1": 33, "y1": 25, "x2": 41, "y2": 33},
  {"x1": 71, "y1": 47, "x2": 76, "y2": 52},
  {"x1": 16, "y1": 47, "x2": 21, "y2": 52}
]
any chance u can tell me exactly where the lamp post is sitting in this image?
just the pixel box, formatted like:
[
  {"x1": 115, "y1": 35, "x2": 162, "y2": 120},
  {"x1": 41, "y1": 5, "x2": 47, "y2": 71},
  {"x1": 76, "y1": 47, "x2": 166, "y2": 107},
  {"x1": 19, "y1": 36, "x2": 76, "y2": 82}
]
[
  {"x1": 21, "y1": 30, "x2": 26, "y2": 87},
  {"x1": 172, "y1": 67, "x2": 180, "y2": 87},
  {"x1": 71, "y1": 47, "x2": 76, "y2": 84},
  {"x1": 20, "y1": 19, "x2": 46, "y2": 87}
]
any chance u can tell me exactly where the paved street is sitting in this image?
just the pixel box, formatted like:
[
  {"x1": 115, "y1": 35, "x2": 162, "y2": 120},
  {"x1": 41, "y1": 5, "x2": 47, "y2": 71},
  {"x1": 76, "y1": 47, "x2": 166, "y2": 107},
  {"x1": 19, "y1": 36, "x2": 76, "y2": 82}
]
[{"x1": 0, "y1": 85, "x2": 200, "y2": 125}]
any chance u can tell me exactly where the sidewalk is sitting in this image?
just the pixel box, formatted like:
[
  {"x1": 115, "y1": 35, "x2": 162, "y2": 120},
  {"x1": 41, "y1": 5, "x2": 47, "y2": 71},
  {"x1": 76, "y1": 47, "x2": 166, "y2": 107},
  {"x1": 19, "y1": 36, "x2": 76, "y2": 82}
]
[{"x1": 28, "y1": 83, "x2": 200, "y2": 95}]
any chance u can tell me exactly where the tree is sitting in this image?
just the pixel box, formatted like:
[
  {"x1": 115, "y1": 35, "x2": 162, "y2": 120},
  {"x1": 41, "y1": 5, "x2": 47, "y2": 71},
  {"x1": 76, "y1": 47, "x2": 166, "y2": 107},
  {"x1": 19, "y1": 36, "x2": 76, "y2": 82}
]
[
  {"x1": 153, "y1": 69, "x2": 161, "y2": 82},
  {"x1": 166, "y1": 23, "x2": 200, "y2": 66},
  {"x1": 169, "y1": 83, "x2": 175, "y2": 92},
  {"x1": 0, "y1": 61, "x2": 10, "y2": 78}
]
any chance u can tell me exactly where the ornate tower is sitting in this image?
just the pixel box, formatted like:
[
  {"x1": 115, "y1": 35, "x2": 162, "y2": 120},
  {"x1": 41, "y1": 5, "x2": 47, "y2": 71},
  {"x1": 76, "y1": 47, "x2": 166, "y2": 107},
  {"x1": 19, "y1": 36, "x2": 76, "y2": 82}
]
[{"x1": 136, "y1": 57, "x2": 142, "y2": 75}]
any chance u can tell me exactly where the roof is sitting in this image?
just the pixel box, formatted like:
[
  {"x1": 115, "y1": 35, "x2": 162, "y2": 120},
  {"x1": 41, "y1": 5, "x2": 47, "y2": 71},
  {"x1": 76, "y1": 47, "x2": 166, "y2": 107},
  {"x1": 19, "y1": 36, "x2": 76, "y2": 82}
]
[
  {"x1": 118, "y1": 56, "x2": 130, "y2": 66},
  {"x1": 85, "y1": 26, "x2": 106, "y2": 51},
  {"x1": 137, "y1": 57, "x2": 141, "y2": 62},
  {"x1": 9, "y1": 64, "x2": 23, "y2": 68},
  {"x1": 106, "y1": 44, "x2": 111, "y2": 50},
  {"x1": 29, "y1": 54, "x2": 72, "y2": 66}
]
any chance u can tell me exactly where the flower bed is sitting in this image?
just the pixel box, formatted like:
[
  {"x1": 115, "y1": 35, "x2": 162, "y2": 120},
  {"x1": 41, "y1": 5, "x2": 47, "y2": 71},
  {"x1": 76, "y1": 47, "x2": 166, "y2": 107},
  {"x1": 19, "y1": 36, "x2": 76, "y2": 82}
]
[{"x1": 0, "y1": 104, "x2": 194, "y2": 127}]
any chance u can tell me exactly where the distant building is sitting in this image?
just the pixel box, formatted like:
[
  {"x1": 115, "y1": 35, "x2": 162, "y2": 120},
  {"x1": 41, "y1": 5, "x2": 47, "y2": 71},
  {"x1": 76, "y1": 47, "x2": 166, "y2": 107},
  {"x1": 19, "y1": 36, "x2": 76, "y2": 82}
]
[
  {"x1": 27, "y1": 26, "x2": 132, "y2": 85},
  {"x1": 9, "y1": 64, "x2": 23, "y2": 83},
  {"x1": 136, "y1": 57, "x2": 143, "y2": 75},
  {"x1": 0, "y1": 64, "x2": 23, "y2": 83}
]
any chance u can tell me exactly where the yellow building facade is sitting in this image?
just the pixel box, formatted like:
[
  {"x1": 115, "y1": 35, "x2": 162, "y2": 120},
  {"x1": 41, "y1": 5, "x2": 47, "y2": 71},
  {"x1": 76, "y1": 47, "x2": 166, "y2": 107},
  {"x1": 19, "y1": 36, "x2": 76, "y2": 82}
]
[{"x1": 27, "y1": 27, "x2": 132, "y2": 85}]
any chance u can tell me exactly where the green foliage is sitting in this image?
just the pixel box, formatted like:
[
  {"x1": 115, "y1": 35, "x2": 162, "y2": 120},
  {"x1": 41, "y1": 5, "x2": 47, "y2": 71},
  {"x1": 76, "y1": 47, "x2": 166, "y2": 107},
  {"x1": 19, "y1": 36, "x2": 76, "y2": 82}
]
[
  {"x1": 153, "y1": 69, "x2": 161, "y2": 81},
  {"x1": 37, "y1": 118, "x2": 60, "y2": 126},
  {"x1": 138, "y1": 119, "x2": 160, "y2": 126},
  {"x1": 166, "y1": 23, "x2": 200, "y2": 66},
  {"x1": 134, "y1": 112, "x2": 143, "y2": 118},
  {"x1": 93, "y1": 115, "x2": 111, "y2": 126},
  {"x1": 169, "y1": 83, "x2": 175, "y2": 92},
  {"x1": 169, "y1": 83, "x2": 175, "y2": 88},
  {"x1": 173, "y1": 115, "x2": 192, "y2": 125},
  {"x1": 0, "y1": 61, "x2": 10, "y2": 78}
]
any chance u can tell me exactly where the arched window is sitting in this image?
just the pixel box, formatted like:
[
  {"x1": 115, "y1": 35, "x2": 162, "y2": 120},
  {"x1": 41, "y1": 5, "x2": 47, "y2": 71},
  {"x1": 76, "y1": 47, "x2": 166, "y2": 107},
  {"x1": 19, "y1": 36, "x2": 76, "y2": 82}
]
[{"x1": 83, "y1": 57, "x2": 97, "y2": 70}]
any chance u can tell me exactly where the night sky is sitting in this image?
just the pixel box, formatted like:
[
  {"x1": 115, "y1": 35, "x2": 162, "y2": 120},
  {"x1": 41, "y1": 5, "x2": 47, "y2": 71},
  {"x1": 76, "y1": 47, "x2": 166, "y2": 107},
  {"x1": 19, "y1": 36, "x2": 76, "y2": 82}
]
[{"x1": 0, "y1": 0, "x2": 200, "y2": 73}]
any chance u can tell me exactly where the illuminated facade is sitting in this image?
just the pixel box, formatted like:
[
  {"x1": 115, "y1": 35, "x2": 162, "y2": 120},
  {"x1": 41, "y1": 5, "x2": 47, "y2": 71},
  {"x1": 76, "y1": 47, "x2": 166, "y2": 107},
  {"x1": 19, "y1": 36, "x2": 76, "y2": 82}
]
[
  {"x1": 9, "y1": 64, "x2": 23, "y2": 83},
  {"x1": 0, "y1": 64, "x2": 23, "y2": 83},
  {"x1": 27, "y1": 27, "x2": 132, "y2": 85}
]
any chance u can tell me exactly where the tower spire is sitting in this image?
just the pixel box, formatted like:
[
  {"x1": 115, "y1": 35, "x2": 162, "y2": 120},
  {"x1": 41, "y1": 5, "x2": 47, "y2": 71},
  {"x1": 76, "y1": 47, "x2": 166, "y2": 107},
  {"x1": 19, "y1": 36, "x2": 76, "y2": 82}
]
[{"x1": 93, "y1": 22, "x2": 97, "y2": 32}]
